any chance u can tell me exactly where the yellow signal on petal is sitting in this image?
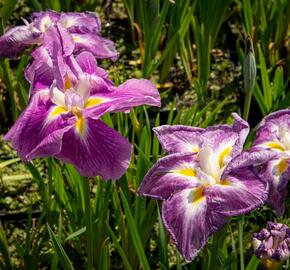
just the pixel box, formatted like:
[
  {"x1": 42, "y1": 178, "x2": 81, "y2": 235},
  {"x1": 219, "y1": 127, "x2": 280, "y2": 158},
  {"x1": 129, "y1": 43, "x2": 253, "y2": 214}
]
[
  {"x1": 75, "y1": 116, "x2": 87, "y2": 137},
  {"x1": 65, "y1": 74, "x2": 73, "y2": 90},
  {"x1": 49, "y1": 106, "x2": 67, "y2": 119},
  {"x1": 175, "y1": 168, "x2": 196, "y2": 177},
  {"x1": 219, "y1": 179, "x2": 231, "y2": 186},
  {"x1": 192, "y1": 147, "x2": 199, "y2": 153},
  {"x1": 218, "y1": 146, "x2": 232, "y2": 168},
  {"x1": 265, "y1": 142, "x2": 285, "y2": 151},
  {"x1": 84, "y1": 97, "x2": 104, "y2": 109},
  {"x1": 277, "y1": 159, "x2": 288, "y2": 175},
  {"x1": 193, "y1": 186, "x2": 205, "y2": 204}
]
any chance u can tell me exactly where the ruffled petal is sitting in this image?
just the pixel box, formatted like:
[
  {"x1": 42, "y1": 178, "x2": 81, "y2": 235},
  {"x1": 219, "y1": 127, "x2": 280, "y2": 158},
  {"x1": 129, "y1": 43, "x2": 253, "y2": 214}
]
[
  {"x1": 252, "y1": 109, "x2": 290, "y2": 150},
  {"x1": 56, "y1": 118, "x2": 132, "y2": 179},
  {"x1": 4, "y1": 93, "x2": 73, "y2": 160},
  {"x1": 206, "y1": 167, "x2": 268, "y2": 216},
  {"x1": 202, "y1": 113, "x2": 249, "y2": 159},
  {"x1": 138, "y1": 153, "x2": 199, "y2": 200},
  {"x1": 85, "y1": 79, "x2": 161, "y2": 118},
  {"x1": 153, "y1": 125, "x2": 204, "y2": 154},
  {"x1": 71, "y1": 33, "x2": 119, "y2": 61},
  {"x1": 223, "y1": 150, "x2": 276, "y2": 175},
  {"x1": 59, "y1": 12, "x2": 101, "y2": 33},
  {"x1": 0, "y1": 26, "x2": 41, "y2": 58},
  {"x1": 162, "y1": 188, "x2": 227, "y2": 261},
  {"x1": 153, "y1": 113, "x2": 249, "y2": 157}
]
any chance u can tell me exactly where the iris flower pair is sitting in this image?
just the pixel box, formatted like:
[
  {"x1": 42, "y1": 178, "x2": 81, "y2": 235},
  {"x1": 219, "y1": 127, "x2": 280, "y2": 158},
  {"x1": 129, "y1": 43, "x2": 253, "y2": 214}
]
[
  {"x1": 3, "y1": 12, "x2": 160, "y2": 179},
  {"x1": 139, "y1": 111, "x2": 290, "y2": 261}
]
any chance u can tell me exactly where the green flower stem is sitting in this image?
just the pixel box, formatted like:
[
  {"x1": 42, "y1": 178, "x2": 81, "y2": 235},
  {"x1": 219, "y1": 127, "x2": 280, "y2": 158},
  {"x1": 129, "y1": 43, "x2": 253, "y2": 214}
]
[
  {"x1": 243, "y1": 91, "x2": 252, "y2": 121},
  {"x1": 238, "y1": 216, "x2": 245, "y2": 270},
  {"x1": 83, "y1": 179, "x2": 93, "y2": 270}
]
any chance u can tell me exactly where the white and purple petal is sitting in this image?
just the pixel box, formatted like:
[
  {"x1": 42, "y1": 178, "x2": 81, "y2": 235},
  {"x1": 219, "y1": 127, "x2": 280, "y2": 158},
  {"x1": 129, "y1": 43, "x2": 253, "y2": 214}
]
[
  {"x1": 162, "y1": 188, "x2": 228, "y2": 261},
  {"x1": 153, "y1": 125, "x2": 204, "y2": 154},
  {"x1": 252, "y1": 109, "x2": 290, "y2": 151},
  {"x1": 138, "y1": 153, "x2": 199, "y2": 200},
  {"x1": 31, "y1": 10, "x2": 60, "y2": 32},
  {"x1": 153, "y1": 113, "x2": 249, "y2": 156},
  {"x1": 262, "y1": 158, "x2": 290, "y2": 216},
  {"x1": 206, "y1": 167, "x2": 268, "y2": 216}
]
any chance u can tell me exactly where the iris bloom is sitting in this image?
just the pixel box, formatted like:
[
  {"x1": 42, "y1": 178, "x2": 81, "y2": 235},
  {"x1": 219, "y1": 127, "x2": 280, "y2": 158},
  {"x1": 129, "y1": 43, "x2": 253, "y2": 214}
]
[
  {"x1": 138, "y1": 114, "x2": 272, "y2": 261},
  {"x1": 4, "y1": 48, "x2": 160, "y2": 179},
  {"x1": 253, "y1": 222, "x2": 290, "y2": 270},
  {"x1": 251, "y1": 110, "x2": 290, "y2": 215},
  {"x1": 24, "y1": 24, "x2": 113, "y2": 97},
  {"x1": 0, "y1": 11, "x2": 118, "y2": 60}
]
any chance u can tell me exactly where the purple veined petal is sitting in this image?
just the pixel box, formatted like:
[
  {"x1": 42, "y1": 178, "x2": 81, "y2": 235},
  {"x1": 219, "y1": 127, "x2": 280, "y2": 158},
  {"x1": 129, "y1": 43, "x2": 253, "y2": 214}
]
[
  {"x1": 52, "y1": 51, "x2": 78, "y2": 91},
  {"x1": 252, "y1": 109, "x2": 290, "y2": 150},
  {"x1": 59, "y1": 12, "x2": 101, "y2": 33},
  {"x1": 75, "y1": 51, "x2": 110, "y2": 79},
  {"x1": 153, "y1": 113, "x2": 249, "y2": 156},
  {"x1": 71, "y1": 33, "x2": 119, "y2": 61},
  {"x1": 162, "y1": 188, "x2": 228, "y2": 261},
  {"x1": 206, "y1": 167, "x2": 268, "y2": 216},
  {"x1": 25, "y1": 46, "x2": 53, "y2": 83},
  {"x1": 0, "y1": 25, "x2": 41, "y2": 58},
  {"x1": 55, "y1": 117, "x2": 132, "y2": 179},
  {"x1": 223, "y1": 149, "x2": 277, "y2": 175},
  {"x1": 4, "y1": 93, "x2": 74, "y2": 160},
  {"x1": 263, "y1": 158, "x2": 290, "y2": 216},
  {"x1": 25, "y1": 46, "x2": 54, "y2": 96},
  {"x1": 153, "y1": 125, "x2": 204, "y2": 154},
  {"x1": 138, "y1": 153, "x2": 199, "y2": 200},
  {"x1": 43, "y1": 24, "x2": 74, "y2": 57},
  {"x1": 84, "y1": 79, "x2": 161, "y2": 118}
]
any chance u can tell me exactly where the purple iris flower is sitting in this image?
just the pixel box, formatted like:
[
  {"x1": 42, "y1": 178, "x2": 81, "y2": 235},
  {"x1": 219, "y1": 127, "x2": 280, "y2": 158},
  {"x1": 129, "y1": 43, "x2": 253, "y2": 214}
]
[
  {"x1": 251, "y1": 109, "x2": 290, "y2": 216},
  {"x1": 138, "y1": 114, "x2": 273, "y2": 261},
  {"x1": 0, "y1": 11, "x2": 118, "y2": 60},
  {"x1": 253, "y1": 222, "x2": 290, "y2": 270},
  {"x1": 4, "y1": 47, "x2": 160, "y2": 179},
  {"x1": 24, "y1": 23, "x2": 113, "y2": 97}
]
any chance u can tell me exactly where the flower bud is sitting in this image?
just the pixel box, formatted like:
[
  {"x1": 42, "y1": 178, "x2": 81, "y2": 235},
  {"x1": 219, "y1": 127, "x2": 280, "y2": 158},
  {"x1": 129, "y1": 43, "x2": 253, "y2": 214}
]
[
  {"x1": 253, "y1": 222, "x2": 290, "y2": 270},
  {"x1": 243, "y1": 36, "x2": 256, "y2": 93}
]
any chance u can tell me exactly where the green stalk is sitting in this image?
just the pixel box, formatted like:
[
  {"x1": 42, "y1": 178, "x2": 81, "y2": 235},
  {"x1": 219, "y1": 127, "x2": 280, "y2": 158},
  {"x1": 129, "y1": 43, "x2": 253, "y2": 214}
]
[
  {"x1": 238, "y1": 216, "x2": 245, "y2": 270},
  {"x1": 83, "y1": 179, "x2": 93, "y2": 270},
  {"x1": 208, "y1": 233, "x2": 220, "y2": 270}
]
